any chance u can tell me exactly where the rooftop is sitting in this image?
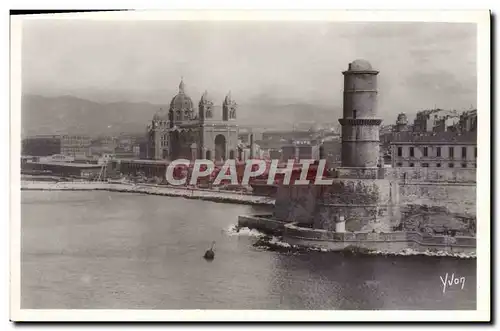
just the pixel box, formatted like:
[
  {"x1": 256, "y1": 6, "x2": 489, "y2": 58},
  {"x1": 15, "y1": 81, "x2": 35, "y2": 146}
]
[
  {"x1": 322, "y1": 135, "x2": 341, "y2": 142},
  {"x1": 23, "y1": 135, "x2": 62, "y2": 140},
  {"x1": 263, "y1": 129, "x2": 314, "y2": 135},
  {"x1": 461, "y1": 109, "x2": 478, "y2": 116},
  {"x1": 254, "y1": 139, "x2": 284, "y2": 150},
  {"x1": 30, "y1": 161, "x2": 103, "y2": 168},
  {"x1": 115, "y1": 159, "x2": 170, "y2": 165},
  {"x1": 389, "y1": 131, "x2": 477, "y2": 144},
  {"x1": 348, "y1": 59, "x2": 373, "y2": 71}
]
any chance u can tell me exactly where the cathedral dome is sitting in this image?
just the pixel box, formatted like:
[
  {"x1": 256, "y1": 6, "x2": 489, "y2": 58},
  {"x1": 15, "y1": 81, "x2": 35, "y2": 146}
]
[
  {"x1": 170, "y1": 78, "x2": 194, "y2": 111},
  {"x1": 170, "y1": 93, "x2": 194, "y2": 110}
]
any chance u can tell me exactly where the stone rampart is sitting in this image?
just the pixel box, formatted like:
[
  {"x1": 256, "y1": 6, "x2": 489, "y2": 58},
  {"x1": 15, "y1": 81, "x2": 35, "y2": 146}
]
[
  {"x1": 399, "y1": 183, "x2": 476, "y2": 216},
  {"x1": 283, "y1": 223, "x2": 476, "y2": 253},
  {"x1": 237, "y1": 215, "x2": 286, "y2": 235},
  {"x1": 384, "y1": 167, "x2": 476, "y2": 183}
]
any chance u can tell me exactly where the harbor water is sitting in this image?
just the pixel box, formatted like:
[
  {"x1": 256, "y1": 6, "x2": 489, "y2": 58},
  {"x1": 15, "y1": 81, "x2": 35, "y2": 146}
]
[{"x1": 21, "y1": 191, "x2": 476, "y2": 310}]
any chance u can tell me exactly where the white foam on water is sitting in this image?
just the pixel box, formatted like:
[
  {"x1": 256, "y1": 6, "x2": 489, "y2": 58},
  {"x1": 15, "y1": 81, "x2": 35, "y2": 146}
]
[
  {"x1": 367, "y1": 248, "x2": 476, "y2": 259},
  {"x1": 224, "y1": 226, "x2": 294, "y2": 249},
  {"x1": 224, "y1": 225, "x2": 266, "y2": 238},
  {"x1": 257, "y1": 237, "x2": 475, "y2": 259},
  {"x1": 267, "y1": 236, "x2": 292, "y2": 248}
]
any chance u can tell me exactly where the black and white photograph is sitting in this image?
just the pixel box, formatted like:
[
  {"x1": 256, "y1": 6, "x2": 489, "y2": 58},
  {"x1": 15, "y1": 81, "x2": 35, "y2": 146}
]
[{"x1": 9, "y1": 10, "x2": 491, "y2": 322}]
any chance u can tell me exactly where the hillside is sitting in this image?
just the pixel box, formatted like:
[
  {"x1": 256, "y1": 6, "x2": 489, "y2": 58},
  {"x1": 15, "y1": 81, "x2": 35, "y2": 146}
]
[{"x1": 20, "y1": 94, "x2": 341, "y2": 137}]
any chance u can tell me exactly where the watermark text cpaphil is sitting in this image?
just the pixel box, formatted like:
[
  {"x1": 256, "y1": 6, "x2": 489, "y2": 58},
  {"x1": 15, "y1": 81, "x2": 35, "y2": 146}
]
[{"x1": 164, "y1": 159, "x2": 333, "y2": 186}]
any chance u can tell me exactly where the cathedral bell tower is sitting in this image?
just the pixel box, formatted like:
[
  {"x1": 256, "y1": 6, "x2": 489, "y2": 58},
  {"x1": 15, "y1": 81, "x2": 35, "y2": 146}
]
[
  {"x1": 198, "y1": 90, "x2": 213, "y2": 121},
  {"x1": 222, "y1": 91, "x2": 237, "y2": 121}
]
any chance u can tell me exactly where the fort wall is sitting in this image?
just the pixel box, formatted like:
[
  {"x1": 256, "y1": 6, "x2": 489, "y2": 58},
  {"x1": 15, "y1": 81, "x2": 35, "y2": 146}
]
[
  {"x1": 283, "y1": 223, "x2": 476, "y2": 254},
  {"x1": 399, "y1": 182, "x2": 476, "y2": 216},
  {"x1": 383, "y1": 167, "x2": 476, "y2": 183},
  {"x1": 271, "y1": 176, "x2": 475, "y2": 234}
]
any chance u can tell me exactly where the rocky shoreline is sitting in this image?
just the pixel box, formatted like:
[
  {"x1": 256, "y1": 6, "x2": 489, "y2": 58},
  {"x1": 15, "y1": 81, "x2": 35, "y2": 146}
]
[
  {"x1": 226, "y1": 225, "x2": 477, "y2": 259},
  {"x1": 21, "y1": 181, "x2": 276, "y2": 206},
  {"x1": 236, "y1": 214, "x2": 477, "y2": 258}
]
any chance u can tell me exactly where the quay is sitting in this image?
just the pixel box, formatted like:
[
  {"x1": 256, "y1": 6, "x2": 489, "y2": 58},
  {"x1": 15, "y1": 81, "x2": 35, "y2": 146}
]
[{"x1": 21, "y1": 181, "x2": 275, "y2": 206}]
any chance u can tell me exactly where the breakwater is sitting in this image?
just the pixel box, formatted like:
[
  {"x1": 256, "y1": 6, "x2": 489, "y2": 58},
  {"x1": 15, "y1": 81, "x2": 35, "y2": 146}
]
[
  {"x1": 227, "y1": 225, "x2": 476, "y2": 259},
  {"x1": 236, "y1": 215, "x2": 476, "y2": 257},
  {"x1": 282, "y1": 222, "x2": 475, "y2": 254},
  {"x1": 21, "y1": 181, "x2": 275, "y2": 206}
]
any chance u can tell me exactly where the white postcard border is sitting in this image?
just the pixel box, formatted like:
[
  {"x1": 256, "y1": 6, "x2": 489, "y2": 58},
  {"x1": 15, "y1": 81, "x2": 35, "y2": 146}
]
[{"x1": 9, "y1": 9, "x2": 491, "y2": 322}]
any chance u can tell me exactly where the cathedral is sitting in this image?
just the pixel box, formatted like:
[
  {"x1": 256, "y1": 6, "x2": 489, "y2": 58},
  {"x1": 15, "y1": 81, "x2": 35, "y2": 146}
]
[{"x1": 146, "y1": 79, "x2": 239, "y2": 161}]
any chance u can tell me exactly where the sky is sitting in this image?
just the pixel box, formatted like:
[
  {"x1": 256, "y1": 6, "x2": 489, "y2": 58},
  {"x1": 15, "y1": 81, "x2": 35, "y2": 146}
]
[{"x1": 21, "y1": 19, "x2": 477, "y2": 119}]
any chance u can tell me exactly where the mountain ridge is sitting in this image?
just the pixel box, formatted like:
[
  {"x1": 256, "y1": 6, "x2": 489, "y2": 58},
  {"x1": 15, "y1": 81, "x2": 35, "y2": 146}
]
[{"x1": 20, "y1": 94, "x2": 341, "y2": 137}]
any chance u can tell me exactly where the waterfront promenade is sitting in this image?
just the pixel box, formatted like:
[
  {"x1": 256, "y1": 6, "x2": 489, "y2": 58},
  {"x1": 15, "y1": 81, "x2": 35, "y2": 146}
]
[{"x1": 21, "y1": 180, "x2": 276, "y2": 206}]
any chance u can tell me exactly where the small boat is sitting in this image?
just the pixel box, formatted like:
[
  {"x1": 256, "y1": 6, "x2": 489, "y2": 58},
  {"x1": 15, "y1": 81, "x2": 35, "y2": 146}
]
[{"x1": 203, "y1": 241, "x2": 216, "y2": 260}]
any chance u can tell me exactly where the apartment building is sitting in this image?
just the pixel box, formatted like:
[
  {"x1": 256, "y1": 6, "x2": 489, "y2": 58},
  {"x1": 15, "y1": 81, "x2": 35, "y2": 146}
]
[{"x1": 390, "y1": 131, "x2": 477, "y2": 168}]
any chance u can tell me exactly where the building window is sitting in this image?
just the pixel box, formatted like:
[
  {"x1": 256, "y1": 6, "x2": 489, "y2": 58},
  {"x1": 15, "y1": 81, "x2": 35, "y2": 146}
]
[
  {"x1": 409, "y1": 147, "x2": 414, "y2": 157},
  {"x1": 409, "y1": 163, "x2": 414, "y2": 167},
  {"x1": 461, "y1": 163, "x2": 467, "y2": 168},
  {"x1": 436, "y1": 163, "x2": 441, "y2": 167},
  {"x1": 396, "y1": 162, "x2": 402, "y2": 167},
  {"x1": 462, "y1": 147, "x2": 467, "y2": 159},
  {"x1": 449, "y1": 163, "x2": 454, "y2": 168},
  {"x1": 422, "y1": 163, "x2": 429, "y2": 167},
  {"x1": 449, "y1": 147, "x2": 454, "y2": 158},
  {"x1": 423, "y1": 147, "x2": 428, "y2": 157},
  {"x1": 436, "y1": 147, "x2": 441, "y2": 157},
  {"x1": 475, "y1": 147, "x2": 477, "y2": 158},
  {"x1": 397, "y1": 147, "x2": 402, "y2": 157},
  {"x1": 353, "y1": 109, "x2": 357, "y2": 119},
  {"x1": 473, "y1": 163, "x2": 476, "y2": 168}
]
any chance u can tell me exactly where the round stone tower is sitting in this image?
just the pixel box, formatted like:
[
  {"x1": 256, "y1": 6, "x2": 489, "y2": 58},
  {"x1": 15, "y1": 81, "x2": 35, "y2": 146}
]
[
  {"x1": 270, "y1": 59, "x2": 400, "y2": 234},
  {"x1": 339, "y1": 59, "x2": 382, "y2": 169}
]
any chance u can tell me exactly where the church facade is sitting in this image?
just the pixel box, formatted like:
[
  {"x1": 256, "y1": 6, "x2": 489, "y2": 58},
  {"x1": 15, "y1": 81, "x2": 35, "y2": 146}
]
[{"x1": 146, "y1": 79, "x2": 239, "y2": 161}]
